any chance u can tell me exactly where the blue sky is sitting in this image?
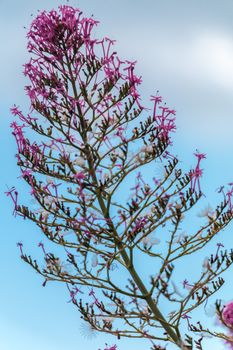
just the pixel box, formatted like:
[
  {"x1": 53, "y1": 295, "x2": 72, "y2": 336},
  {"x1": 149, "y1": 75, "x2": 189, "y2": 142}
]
[{"x1": 1, "y1": 1, "x2": 233, "y2": 349}]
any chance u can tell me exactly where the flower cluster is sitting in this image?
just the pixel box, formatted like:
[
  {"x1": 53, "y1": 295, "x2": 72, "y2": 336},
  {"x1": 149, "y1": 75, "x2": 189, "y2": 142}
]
[
  {"x1": 223, "y1": 302, "x2": 233, "y2": 326},
  {"x1": 221, "y1": 302, "x2": 233, "y2": 349}
]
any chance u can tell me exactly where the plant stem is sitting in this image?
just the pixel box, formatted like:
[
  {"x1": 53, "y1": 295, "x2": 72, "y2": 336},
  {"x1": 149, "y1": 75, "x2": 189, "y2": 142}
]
[{"x1": 68, "y1": 58, "x2": 187, "y2": 349}]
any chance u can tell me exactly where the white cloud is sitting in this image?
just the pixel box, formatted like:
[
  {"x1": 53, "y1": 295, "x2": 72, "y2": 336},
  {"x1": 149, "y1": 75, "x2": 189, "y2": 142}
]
[
  {"x1": 123, "y1": 29, "x2": 233, "y2": 92},
  {"x1": 192, "y1": 32, "x2": 233, "y2": 90}
]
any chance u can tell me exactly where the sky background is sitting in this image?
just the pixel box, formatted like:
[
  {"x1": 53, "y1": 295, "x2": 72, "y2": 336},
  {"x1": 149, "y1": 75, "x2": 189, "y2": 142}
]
[{"x1": 1, "y1": 0, "x2": 233, "y2": 349}]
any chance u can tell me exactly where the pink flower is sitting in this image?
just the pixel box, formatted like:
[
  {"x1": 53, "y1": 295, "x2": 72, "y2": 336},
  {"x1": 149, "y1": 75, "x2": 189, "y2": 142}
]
[
  {"x1": 223, "y1": 302, "x2": 233, "y2": 327},
  {"x1": 150, "y1": 94, "x2": 162, "y2": 120},
  {"x1": 16, "y1": 242, "x2": 24, "y2": 256},
  {"x1": 221, "y1": 303, "x2": 233, "y2": 349},
  {"x1": 5, "y1": 187, "x2": 19, "y2": 216},
  {"x1": 190, "y1": 151, "x2": 206, "y2": 193},
  {"x1": 73, "y1": 172, "x2": 85, "y2": 181},
  {"x1": 10, "y1": 105, "x2": 21, "y2": 116},
  {"x1": 100, "y1": 344, "x2": 117, "y2": 350},
  {"x1": 226, "y1": 185, "x2": 233, "y2": 211}
]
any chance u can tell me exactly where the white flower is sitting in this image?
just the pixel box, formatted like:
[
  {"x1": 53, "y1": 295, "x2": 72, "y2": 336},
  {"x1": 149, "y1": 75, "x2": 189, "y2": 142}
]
[
  {"x1": 44, "y1": 196, "x2": 55, "y2": 205},
  {"x1": 142, "y1": 235, "x2": 160, "y2": 247},
  {"x1": 104, "y1": 317, "x2": 114, "y2": 323},
  {"x1": 79, "y1": 322, "x2": 97, "y2": 339},
  {"x1": 138, "y1": 301, "x2": 150, "y2": 315},
  {"x1": 41, "y1": 211, "x2": 50, "y2": 219},
  {"x1": 197, "y1": 204, "x2": 216, "y2": 219},
  {"x1": 174, "y1": 232, "x2": 188, "y2": 244},
  {"x1": 73, "y1": 156, "x2": 86, "y2": 167},
  {"x1": 109, "y1": 115, "x2": 118, "y2": 125},
  {"x1": 60, "y1": 113, "x2": 68, "y2": 122},
  {"x1": 202, "y1": 257, "x2": 210, "y2": 271},
  {"x1": 35, "y1": 208, "x2": 50, "y2": 219},
  {"x1": 141, "y1": 145, "x2": 153, "y2": 153},
  {"x1": 154, "y1": 163, "x2": 166, "y2": 181}
]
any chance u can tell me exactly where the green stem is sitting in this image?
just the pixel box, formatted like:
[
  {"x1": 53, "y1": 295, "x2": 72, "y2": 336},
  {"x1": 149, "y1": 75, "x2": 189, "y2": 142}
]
[
  {"x1": 95, "y1": 184, "x2": 184, "y2": 347},
  {"x1": 66, "y1": 56, "x2": 188, "y2": 349}
]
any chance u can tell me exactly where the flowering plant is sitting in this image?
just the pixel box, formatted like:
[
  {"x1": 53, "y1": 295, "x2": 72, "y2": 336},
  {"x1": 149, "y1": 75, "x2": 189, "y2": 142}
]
[{"x1": 9, "y1": 5, "x2": 233, "y2": 350}]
